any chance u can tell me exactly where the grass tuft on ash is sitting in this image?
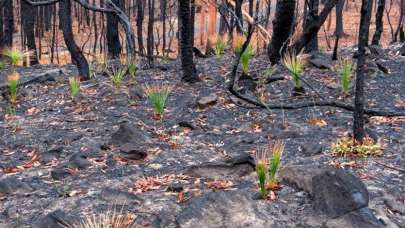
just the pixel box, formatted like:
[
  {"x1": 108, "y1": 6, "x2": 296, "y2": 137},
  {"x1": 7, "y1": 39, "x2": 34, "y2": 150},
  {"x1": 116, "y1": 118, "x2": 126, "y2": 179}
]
[
  {"x1": 7, "y1": 72, "x2": 20, "y2": 104},
  {"x1": 69, "y1": 76, "x2": 81, "y2": 98},
  {"x1": 142, "y1": 83, "x2": 173, "y2": 120},
  {"x1": 282, "y1": 50, "x2": 304, "y2": 89}
]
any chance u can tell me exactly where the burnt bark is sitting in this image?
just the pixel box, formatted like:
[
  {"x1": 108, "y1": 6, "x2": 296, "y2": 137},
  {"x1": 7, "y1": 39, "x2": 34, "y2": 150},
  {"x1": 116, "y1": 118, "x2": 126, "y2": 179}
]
[
  {"x1": 147, "y1": 0, "x2": 154, "y2": 66},
  {"x1": 353, "y1": 0, "x2": 373, "y2": 143},
  {"x1": 106, "y1": 0, "x2": 122, "y2": 58},
  {"x1": 268, "y1": 0, "x2": 296, "y2": 64},
  {"x1": 136, "y1": 0, "x2": 144, "y2": 54},
  {"x1": 303, "y1": 0, "x2": 319, "y2": 52},
  {"x1": 0, "y1": 0, "x2": 13, "y2": 49},
  {"x1": 335, "y1": 0, "x2": 344, "y2": 37},
  {"x1": 178, "y1": 0, "x2": 199, "y2": 83},
  {"x1": 235, "y1": 0, "x2": 243, "y2": 33},
  {"x1": 21, "y1": 0, "x2": 39, "y2": 65},
  {"x1": 371, "y1": 0, "x2": 385, "y2": 45},
  {"x1": 59, "y1": 0, "x2": 90, "y2": 80}
]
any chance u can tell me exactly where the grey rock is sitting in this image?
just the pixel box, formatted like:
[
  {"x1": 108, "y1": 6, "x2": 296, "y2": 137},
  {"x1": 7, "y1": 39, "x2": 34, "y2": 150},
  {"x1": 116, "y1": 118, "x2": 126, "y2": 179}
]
[
  {"x1": 325, "y1": 207, "x2": 384, "y2": 228},
  {"x1": 313, "y1": 169, "x2": 369, "y2": 218},
  {"x1": 279, "y1": 164, "x2": 327, "y2": 195},
  {"x1": 166, "y1": 183, "x2": 184, "y2": 193},
  {"x1": 0, "y1": 177, "x2": 33, "y2": 196},
  {"x1": 33, "y1": 210, "x2": 74, "y2": 228},
  {"x1": 110, "y1": 122, "x2": 152, "y2": 146},
  {"x1": 301, "y1": 142, "x2": 323, "y2": 157},
  {"x1": 119, "y1": 143, "x2": 148, "y2": 160},
  {"x1": 197, "y1": 93, "x2": 218, "y2": 108},
  {"x1": 309, "y1": 57, "x2": 333, "y2": 70},
  {"x1": 100, "y1": 188, "x2": 143, "y2": 205},
  {"x1": 69, "y1": 153, "x2": 91, "y2": 169},
  {"x1": 129, "y1": 85, "x2": 144, "y2": 100},
  {"x1": 51, "y1": 167, "x2": 72, "y2": 180},
  {"x1": 176, "y1": 191, "x2": 274, "y2": 228}
]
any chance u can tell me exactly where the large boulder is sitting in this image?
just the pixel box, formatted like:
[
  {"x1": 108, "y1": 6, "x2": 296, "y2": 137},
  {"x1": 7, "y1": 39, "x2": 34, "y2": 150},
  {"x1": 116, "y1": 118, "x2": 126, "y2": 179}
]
[
  {"x1": 325, "y1": 208, "x2": 384, "y2": 228},
  {"x1": 176, "y1": 191, "x2": 274, "y2": 228},
  {"x1": 279, "y1": 164, "x2": 327, "y2": 195},
  {"x1": 312, "y1": 169, "x2": 369, "y2": 218}
]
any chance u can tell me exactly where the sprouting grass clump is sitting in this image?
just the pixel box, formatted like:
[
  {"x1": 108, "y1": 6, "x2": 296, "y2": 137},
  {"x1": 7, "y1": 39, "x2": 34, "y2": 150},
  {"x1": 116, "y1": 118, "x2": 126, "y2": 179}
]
[
  {"x1": 255, "y1": 140, "x2": 286, "y2": 199},
  {"x1": 0, "y1": 61, "x2": 5, "y2": 70},
  {"x1": 283, "y1": 50, "x2": 304, "y2": 89},
  {"x1": 126, "y1": 59, "x2": 138, "y2": 78},
  {"x1": 142, "y1": 83, "x2": 173, "y2": 120},
  {"x1": 268, "y1": 140, "x2": 285, "y2": 189},
  {"x1": 255, "y1": 149, "x2": 268, "y2": 199},
  {"x1": 8, "y1": 72, "x2": 20, "y2": 104},
  {"x1": 337, "y1": 58, "x2": 354, "y2": 95},
  {"x1": 69, "y1": 208, "x2": 136, "y2": 228},
  {"x1": 214, "y1": 39, "x2": 227, "y2": 58},
  {"x1": 331, "y1": 136, "x2": 383, "y2": 157},
  {"x1": 3, "y1": 49, "x2": 28, "y2": 66},
  {"x1": 235, "y1": 44, "x2": 254, "y2": 75},
  {"x1": 69, "y1": 76, "x2": 81, "y2": 98},
  {"x1": 108, "y1": 66, "x2": 126, "y2": 88}
]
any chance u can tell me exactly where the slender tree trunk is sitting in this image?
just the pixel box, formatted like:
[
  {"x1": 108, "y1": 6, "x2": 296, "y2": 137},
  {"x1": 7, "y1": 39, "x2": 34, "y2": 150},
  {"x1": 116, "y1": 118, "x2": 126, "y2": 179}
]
[
  {"x1": 161, "y1": 0, "x2": 166, "y2": 55},
  {"x1": 21, "y1": 0, "x2": 39, "y2": 65},
  {"x1": 268, "y1": 0, "x2": 296, "y2": 64},
  {"x1": 304, "y1": 0, "x2": 319, "y2": 52},
  {"x1": 371, "y1": 0, "x2": 385, "y2": 45},
  {"x1": 178, "y1": 0, "x2": 199, "y2": 82},
  {"x1": 235, "y1": 0, "x2": 243, "y2": 33},
  {"x1": 147, "y1": 0, "x2": 154, "y2": 66},
  {"x1": 136, "y1": 0, "x2": 144, "y2": 54},
  {"x1": 106, "y1": 0, "x2": 122, "y2": 58},
  {"x1": 264, "y1": 0, "x2": 272, "y2": 28},
  {"x1": 59, "y1": 0, "x2": 90, "y2": 80},
  {"x1": 353, "y1": 0, "x2": 373, "y2": 143},
  {"x1": 335, "y1": 0, "x2": 345, "y2": 37}
]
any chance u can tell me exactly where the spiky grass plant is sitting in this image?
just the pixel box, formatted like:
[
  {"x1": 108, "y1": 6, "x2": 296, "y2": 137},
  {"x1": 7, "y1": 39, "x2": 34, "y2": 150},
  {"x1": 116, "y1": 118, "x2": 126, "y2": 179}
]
[
  {"x1": 126, "y1": 59, "x2": 138, "y2": 78},
  {"x1": 69, "y1": 76, "x2": 81, "y2": 98},
  {"x1": 142, "y1": 83, "x2": 173, "y2": 120},
  {"x1": 3, "y1": 49, "x2": 30, "y2": 66},
  {"x1": 331, "y1": 136, "x2": 383, "y2": 157},
  {"x1": 283, "y1": 50, "x2": 304, "y2": 89},
  {"x1": 268, "y1": 140, "x2": 285, "y2": 189},
  {"x1": 68, "y1": 208, "x2": 137, "y2": 228},
  {"x1": 214, "y1": 39, "x2": 227, "y2": 58},
  {"x1": 337, "y1": 58, "x2": 354, "y2": 95},
  {"x1": 7, "y1": 72, "x2": 19, "y2": 105},
  {"x1": 108, "y1": 66, "x2": 126, "y2": 88},
  {"x1": 255, "y1": 148, "x2": 268, "y2": 199},
  {"x1": 235, "y1": 44, "x2": 254, "y2": 75}
]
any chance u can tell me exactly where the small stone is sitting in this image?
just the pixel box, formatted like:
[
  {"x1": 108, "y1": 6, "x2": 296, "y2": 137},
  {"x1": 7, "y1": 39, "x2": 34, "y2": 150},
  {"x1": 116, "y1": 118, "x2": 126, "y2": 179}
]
[
  {"x1": 110, "y1": 122, "x2": 152, "y2": 146},
  {"x1": 100, "y1": 188, "x2": 143, "y2": 205},
  {"x1": 119, "y1": 143, "x2": 147, "y2": 160},
  {"x1": 301, "y1": 142, "x2": 323, "y2": 157},
  {"x1": 167, "y1": 183, "x2": 184, "y2": 193},
  {"x1": 129, "y1": 85, "x2": 144, "y2": 100},
  {"x1": 69, "y1": 153, "x2": 91, "y2": 169},
  {"x1": 51, "y1": 167, "x2": 72, "y2": 180},
  {"x1": 309, "y1": 57, "x2": 333, "y2": 70},
  {"x1": 279, "y1": 164, "x2": 327, "y2": 195},
  {"x1": 197, "y1": 93, "x2": 218, "y2": 108}
]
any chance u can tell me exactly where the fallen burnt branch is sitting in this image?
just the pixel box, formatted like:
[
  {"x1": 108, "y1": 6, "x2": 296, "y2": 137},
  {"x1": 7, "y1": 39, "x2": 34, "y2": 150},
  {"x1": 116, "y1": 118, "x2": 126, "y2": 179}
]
[{"x1": 0, "y1": 69, "x2": 62, "y2": 91}]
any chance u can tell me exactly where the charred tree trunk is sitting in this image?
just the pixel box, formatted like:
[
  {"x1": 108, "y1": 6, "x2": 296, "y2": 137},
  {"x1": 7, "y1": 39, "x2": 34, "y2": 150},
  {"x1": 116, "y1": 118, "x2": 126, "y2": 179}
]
[
  {"x1": 335, "y1": 0, "x2": 344, "y2": 37},
  {"x1": 21, "y1": 0, "x2": 39, "y2": 65},
  {"x1": 303, "y1": 0, "x2": 319, "y2": 52},
  {"x1": 268, "y1": 0, "x2": 296, "y2": 64},
  {"x1": 59, "y1": 0, "x2": 90, "y2": 80},
  {"x1": 106, "y1": 0, "x2": 122, "y2": 59},
  {"x1": 147, "y1": 0, "x2": 154, "y2": 66},
  {"x1": 235, "y1": 0, "x2": 243, "y2": 33},
  {"x1": 353, "y1": 0, "x2": 373, "y2": 143},
  {"x1": 178, "y1": 0, "x2": 199, "y2": 82},
  {"x1": 0, "y1": 0, "x2": 13, "y2": 49},
  {"x1": 371, "y1": 0, "x2": 385, "y2": 45},
  {"x1": 136, "y1": 0, "x2": 144, "y2": 54}
]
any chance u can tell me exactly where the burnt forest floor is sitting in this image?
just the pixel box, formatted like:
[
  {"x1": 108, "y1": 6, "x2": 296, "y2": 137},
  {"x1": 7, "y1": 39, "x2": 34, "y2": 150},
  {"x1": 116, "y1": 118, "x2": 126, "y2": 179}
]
[{"x1": 0, "y1": 45, "x2": 404, "y2": 228}]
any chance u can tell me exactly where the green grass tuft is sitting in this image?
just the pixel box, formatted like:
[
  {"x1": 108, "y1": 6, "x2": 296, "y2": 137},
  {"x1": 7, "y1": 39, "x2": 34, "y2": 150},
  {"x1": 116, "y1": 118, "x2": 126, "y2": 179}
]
[
  {"x1": 69, "y1": 76, "x2": 81, "y2": 98},
  {"x1": 213, "y1": 39, "x2": 227, "y2": 58},
  {"x1": 283, "y1": 51, "x2": 304, "y2": 89},
  {"x1": 7, "y1": 72, "x2": 19, "y2": 104},
  {"x1": 337, "y1": 58, "x2": 354, "y2": 95},
  {"x1": 142, "y1": 83, "x2": 173, "y2": 120}
]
